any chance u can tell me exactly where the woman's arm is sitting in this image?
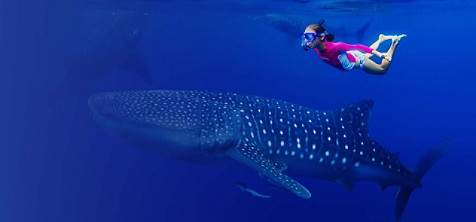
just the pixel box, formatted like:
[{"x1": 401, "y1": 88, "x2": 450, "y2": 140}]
[
  {"x1": 371, "y1": 50, "x2": 391, "y2": 61},
  {"x1": 334, "y1": 42, "x2": 390, "y2": 61},
  {"x1": 335, "y1": 42, "x2": 373, "y2": 54}
]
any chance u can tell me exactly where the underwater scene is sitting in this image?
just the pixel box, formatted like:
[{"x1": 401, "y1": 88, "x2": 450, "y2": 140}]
[{"x1": 2, "y1": 0, "x2": 476, "y2": 221}]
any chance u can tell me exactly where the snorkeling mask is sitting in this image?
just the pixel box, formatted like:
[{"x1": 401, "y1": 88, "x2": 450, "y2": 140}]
[{"x1": 301, "y1": 32, "x2": 327, "y2": 51}]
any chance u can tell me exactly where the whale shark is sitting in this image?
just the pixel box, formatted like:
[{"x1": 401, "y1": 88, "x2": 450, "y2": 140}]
[{"x1": 89, "y1": 90, "x2": 450, "y2": 221}]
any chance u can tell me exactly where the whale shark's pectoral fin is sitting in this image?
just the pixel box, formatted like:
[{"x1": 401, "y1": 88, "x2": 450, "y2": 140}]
[{"x1": 227, "y1": 143, "x2": 311, "y2": 199}]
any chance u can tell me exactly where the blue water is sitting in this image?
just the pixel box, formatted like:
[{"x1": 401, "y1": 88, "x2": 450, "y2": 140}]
[{"x1": 2, "y1": 0, "x2": 476, "y2": 221}]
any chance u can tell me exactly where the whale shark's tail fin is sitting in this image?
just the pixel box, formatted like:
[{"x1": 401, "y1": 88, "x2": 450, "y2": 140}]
[
  {"x1": 356, "y1": 19, "x2": 373, "y2": 43},
  {"x1": 394, "y1": 138, "x2": 456, "y2": 222}
]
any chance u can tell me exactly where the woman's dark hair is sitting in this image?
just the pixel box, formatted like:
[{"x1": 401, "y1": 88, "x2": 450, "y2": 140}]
[{"x1": 308, "y1": 20, "x2": 335, "y2": 42}]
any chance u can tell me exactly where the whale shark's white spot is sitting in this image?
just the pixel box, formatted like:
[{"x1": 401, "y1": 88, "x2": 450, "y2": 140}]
[
  {"x1": 325, "y1": 151, "x2": 330, "y2": 156},
  {"x1": 327, "y1": 137, "x2": 331, "y2": 141},
  {"x1": 312, "y1": 144, "x2": 316, "y2": 150},
  {"x1": 268, "y1": 141, "x2": 272, "y2": 147},
  {"x1": 269, "y1": 150, "x2": 273, "y2": 154},
  {"x1": 327, "y1": 127, "x2": 331, "y2": 131},
  {"x1": 326, "y1": 119, "x2": 329, "y2": 122},
  {"x1": 281, "y1": 141, "x2": 284, "y2": 146},
  {"x1": 372, "y1": 157, "x2": 375, "y2": 161},
  {"x1": 294, "y1": 124, "x2": 298, "y2": 128},
  {"x1": 345, "y1": 145, "x2": 349, "y2": 149},
  {"x1": 319, "y1": 158, "x2": 324, "y2": 163},
  {"x1": 280, "y1": 118, "x2": 283, "y2": 122},
  {"x1": 313, "y1": 130, "x2": 317, "y2": 134},
  {"x1": 360, "y1": 151, "x2": 364, "y2": 155},
  {"x1": 336, "y1": 139, "x2": 339, "y2": 146},
  {"x1": 343, "y1": 134, "x2": 347, "y2": 138},
  {"x1": 300, "y1": 154, "x2": 304, "y2": 159},
  {"x1": 309, "y1": 154, "x2": 314, "y2": 160},
  {"x1": 355, "y1": 162, "x2": 360, "y2": 167},
  {"x1": 276, "y1": 149, "x2": 280, "y2": 154},
  {"x1": 280, "y1": 130, "x2": 283, "y2": 135},
  {"x1": 263, "y1": 129, "x2": 267, "y2": 134},
  {"x1": 335, "y1": 153, "x2": 339, "y2": 158},
  {"x1": 342, "y1": 157, "x2": 347, "y2": 164},
  {"x1": 381, "y1": 161, "x2": 384, "y2": 166},
  {"x1": 291, "y1": 151, "x2": 295, "y2": 156},
  {"x1": 331, "y1": 160, "x2": 335, "y2": 165},
  {"x1": 251, "y1": 132, "x2": 254, "y2": 138},
  {"x1": 248, "y1": 122, "x2": 252, "y2": 127},
  {"x1": 284, "y1": 150, "x2": 288, "y2": 155}
]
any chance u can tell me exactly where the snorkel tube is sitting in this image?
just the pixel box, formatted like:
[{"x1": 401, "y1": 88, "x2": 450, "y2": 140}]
[{"x1": 302, "y1": 41, "x2": 310, "y2": 51}]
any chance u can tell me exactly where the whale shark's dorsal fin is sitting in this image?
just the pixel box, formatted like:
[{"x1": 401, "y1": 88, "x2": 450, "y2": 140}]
[
  {"x1": 335, "y1": 99, "x2": 374, "y2": 136},
  {"x1": 227, "y1": 142, "x2": 311, "y2": 199}
]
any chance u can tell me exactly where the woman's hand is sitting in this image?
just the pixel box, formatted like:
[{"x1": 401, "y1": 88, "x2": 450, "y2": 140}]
[{"x1": 381, "y1": 53, "x2": 391, "y2": 62}]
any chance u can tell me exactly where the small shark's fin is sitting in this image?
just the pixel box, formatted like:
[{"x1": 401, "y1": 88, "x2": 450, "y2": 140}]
[
  {"x1": 355, "y1": 19, "x2": 373, "y2": 43},
  {"x1": 335, "y1": 99, "x2": 374, "y2": 136},
  {"x1": 394, "y1": 138, "x2": 456, "y2": 222},
  {"x1": 227, "y1": 142, "x2": 311, "y2": 199},
  {"x1": 336, "y1": 179, "x2": 354, "y2": 192}
]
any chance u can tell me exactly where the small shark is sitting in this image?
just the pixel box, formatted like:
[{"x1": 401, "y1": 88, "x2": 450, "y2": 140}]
[
  {"x1": 235, "y1": 182, "x2": 271, "y2": 198},
  {"x1": 257, "y1": 13, "x2": 373, "y2": 43},
  {"x1": 65, "y1": 8, "x2": 152, "y2": 91},
  {"x1": 89, "y1": 90, "x2": 451, "y2": 221}
]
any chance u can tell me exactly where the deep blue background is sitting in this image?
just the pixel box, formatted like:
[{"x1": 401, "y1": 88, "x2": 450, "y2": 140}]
[{"x1": 2, "y1": 0, "x2": 476, "y2": 221}]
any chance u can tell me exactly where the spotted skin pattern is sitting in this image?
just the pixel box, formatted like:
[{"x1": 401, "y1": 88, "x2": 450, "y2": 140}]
[{"x1": 89, "y1": 90, "x2": 418, "y2": 199}]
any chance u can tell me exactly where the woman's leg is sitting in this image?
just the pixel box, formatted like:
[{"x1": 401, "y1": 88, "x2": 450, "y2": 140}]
[
  {"x1": 369, "y1": 34, "x2": 391, "y2": 50},
  {"x1": 363, "y1": 34, "x2": 406, "y2": 75},
  {"x1": 380, "y1": 34, "x2": 406, "y2": 69},
  {"x1": 362, "y1": 56, "x2": 387, "y2": 75}
]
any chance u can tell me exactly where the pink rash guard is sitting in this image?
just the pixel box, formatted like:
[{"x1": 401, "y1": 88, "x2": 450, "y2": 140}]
[{"x1": 313, "y1": 42, "x2": 373, "y2": 71}]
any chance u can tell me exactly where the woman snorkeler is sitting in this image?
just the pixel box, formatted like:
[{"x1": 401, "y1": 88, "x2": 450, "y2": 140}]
[{"x1": 302, "y1": 20, "x2": 406, "y2": 75}]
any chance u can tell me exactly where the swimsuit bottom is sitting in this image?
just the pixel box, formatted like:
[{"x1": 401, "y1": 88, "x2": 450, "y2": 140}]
[{"x1": 338, "y1": 50, "x2": 366, "y2": 71}]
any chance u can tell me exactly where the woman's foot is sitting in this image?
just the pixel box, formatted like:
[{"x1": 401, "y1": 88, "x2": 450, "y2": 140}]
[
  {"x1": 379, "y1": 34, "x2": 392, "y2": 42},
  {"x1": 391, "y1": 34, "x2": 407, "y2": 45}
]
